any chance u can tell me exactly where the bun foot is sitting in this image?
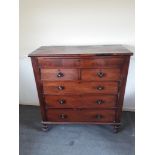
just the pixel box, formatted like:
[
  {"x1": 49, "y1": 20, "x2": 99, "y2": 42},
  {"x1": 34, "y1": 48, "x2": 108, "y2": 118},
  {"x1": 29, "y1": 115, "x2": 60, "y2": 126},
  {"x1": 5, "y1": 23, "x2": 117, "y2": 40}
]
[
  {"x1": 42, "y1": 124, "x2": 49, "y2": 132},
  {"x1": 113, "y1": 125, "x2": 120, "y2": 133}
]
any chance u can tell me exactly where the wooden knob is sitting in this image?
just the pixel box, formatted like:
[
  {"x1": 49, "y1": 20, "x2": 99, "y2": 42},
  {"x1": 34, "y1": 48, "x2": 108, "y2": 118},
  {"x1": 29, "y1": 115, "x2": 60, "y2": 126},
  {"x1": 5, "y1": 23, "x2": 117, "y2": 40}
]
[
  {"x1": 97, "y1": 72, "x2": 104, "y2": 78},
  {"x1": 58, "y1": 99, "x2": 65, "y2": 104},
  {"x1": 96, "y1": 100, "x2": 104, "y2": 104},
  {"x1": 59, "y1": 114, "x2": 67, "y2": 119},
  {"x1": 96, "y1": 114, "x2": 103, "y2": 120},
  {"x1": 97, "y1": 86, "x2": 104, "y2": 90},
  {"x1": 57, "y1": 72, "x2": 64, "y2": 78},
  {"x1": 58, "y1": 86, "x2": 64, "y2": 90}
]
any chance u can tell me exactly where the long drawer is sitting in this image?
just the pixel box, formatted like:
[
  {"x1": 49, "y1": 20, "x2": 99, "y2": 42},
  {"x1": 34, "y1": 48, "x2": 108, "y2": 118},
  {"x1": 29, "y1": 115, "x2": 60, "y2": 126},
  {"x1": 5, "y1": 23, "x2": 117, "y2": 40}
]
[
  {"x1": 43, "y1": 81, "x2": 118, "y2": 95},
  {"x1": 38, "y1": 57, "x2": 125, "y2": 68},
  {"x1": 45, "y1": 95, "x2": 117, "y2": 108},
  {"x1": 46, "y1": 109, "x2": 115, "y2": 122}
]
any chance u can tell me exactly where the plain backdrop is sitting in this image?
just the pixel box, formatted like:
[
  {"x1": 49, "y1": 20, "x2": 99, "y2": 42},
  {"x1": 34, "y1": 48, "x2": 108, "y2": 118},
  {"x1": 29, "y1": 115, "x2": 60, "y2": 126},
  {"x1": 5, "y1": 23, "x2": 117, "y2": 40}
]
[
  {"x1": 2, "y1": 0, "x2": 155, "y2": 155},
  {"x1": 19, "y1": 0, "x2": 135, "y2": 111}
]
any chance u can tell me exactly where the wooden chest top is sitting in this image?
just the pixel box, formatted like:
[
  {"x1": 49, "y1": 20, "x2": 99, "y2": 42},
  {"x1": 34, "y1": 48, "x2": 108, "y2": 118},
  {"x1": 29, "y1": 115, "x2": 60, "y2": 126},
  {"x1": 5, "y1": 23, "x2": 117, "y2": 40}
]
[{"x1": 28, "y1": 45, "x2": 133, "y2": 57}]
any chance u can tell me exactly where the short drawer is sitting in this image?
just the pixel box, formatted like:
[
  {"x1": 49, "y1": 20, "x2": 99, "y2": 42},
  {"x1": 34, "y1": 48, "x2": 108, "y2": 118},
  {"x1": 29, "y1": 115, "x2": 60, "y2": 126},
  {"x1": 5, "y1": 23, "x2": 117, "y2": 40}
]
[
  {"x1": 80, "y1": 58, "x2": 125, "y2": 68},
  {"x1": 41, "y1": 69, "x2": 78, "y2": 81},
  {"x1": 43, "y1": 81, "x2": 118, "y2": 95},
  {"x1": 38, "y1": 58, "x2": 80, "y2": 68},
  {"x1": 46, "y1": 109, "x2": 115, "y2": 122},
  {"x1": 45, "y1": 95, "x2": 117, "y2": 108},
  {"x1": 81, "y1": 68, "x2": 121, "y2": 81}
]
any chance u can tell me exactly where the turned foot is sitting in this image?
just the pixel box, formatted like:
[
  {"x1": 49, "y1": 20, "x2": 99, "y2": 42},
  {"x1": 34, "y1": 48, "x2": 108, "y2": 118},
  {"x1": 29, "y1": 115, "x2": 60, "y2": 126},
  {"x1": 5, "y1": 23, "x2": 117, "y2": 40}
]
[
  {"x1": 42, "y1": 124, "x2": 49, "y2": 132},
  {"x1": 113, "y1": 125, "x2": 120, "y2": 133}
]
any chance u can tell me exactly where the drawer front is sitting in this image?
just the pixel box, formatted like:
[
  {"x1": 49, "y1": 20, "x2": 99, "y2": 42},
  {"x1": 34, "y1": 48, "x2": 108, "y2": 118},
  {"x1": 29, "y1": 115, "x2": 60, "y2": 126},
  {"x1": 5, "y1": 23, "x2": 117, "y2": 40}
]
[
  {"x1": 41, "y1": 69, "x2": 78, "y2": 81},
  {"x1": 80, "y1": 58, "x2": 125, "y2": 68},
  {"x1": 43, "y1": 82, "x2": 118, "y2": 95},
  {"x1": 81, "y1": 68, "x2": 121, "y2": 81},
  {"x1": 38, "y1": 57, "x2": 125, "y2": 68},
  {"x1": 38, "y1": 58, "x2": 80, "y2": 68},
  {"x1": 46, "y1": 109, "x2": 115, "y2": 122},
  {"x1": 45, "y1": 95, "x2": 116, "y2": 108}
]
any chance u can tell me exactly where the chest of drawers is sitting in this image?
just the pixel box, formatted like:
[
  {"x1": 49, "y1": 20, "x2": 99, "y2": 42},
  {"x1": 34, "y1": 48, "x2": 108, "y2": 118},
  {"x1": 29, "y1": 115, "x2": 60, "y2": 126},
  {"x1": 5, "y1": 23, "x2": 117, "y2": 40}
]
[{"x1": 28, "y1": 45, "x2": 133, "y2": 133}]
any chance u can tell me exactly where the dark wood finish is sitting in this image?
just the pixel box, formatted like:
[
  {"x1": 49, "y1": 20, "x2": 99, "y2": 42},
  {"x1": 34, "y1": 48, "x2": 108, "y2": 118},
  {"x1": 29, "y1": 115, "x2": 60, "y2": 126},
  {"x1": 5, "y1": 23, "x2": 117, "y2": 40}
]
[
  {"x1": 42, "y1": 121, "x2": 121, "y2": 125},
  {"x1": 115, "y1": 57, "x2": 130, "y2": 123},
  {"x1": 46, "y1": 109, "x2": 115, "y2": 123},
  {"x1": 80, "y1": 58, "x2": 125, "y2": 68},
  {"x1": 29, "y1": 45, "x2": 133, "y2": 133},
  {"x1": 41, "y1": 69, "x2": 79, "y2": 81},
  {"x1": 113, "y1": 124, "x2": 121, "y2": 133},
  {"x1": 31, "y1": 57, "x2": 47, "y2": 121},
  {"x1": 42, "y1": 124, "x2": 49, "y2": 131},
  {"x1": 43, "y1": 81, "x2": 118, "y2": 95},
  {"x1": 28, "y1": 45, "x2": 133, "y2": 57},
  {"x1": 38, "y1": 58, "x2": 80, "y2": 68},
  {"x1": 81, "y1": 68, "x2": 121, "y2": 81},
  {"x1": 37, "y1": 57, "x2": 125, "y2": 68},
  {"x1": 45, "y1": 95, "x2": 117, "y2": 108}
]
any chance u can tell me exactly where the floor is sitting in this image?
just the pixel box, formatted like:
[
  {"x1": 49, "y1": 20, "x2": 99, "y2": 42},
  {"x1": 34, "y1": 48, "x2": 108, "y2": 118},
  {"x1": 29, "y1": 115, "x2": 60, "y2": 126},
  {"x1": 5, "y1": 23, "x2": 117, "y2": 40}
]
[{"x1": 19, "y1": 105, "x2": 135, "y2": 155}]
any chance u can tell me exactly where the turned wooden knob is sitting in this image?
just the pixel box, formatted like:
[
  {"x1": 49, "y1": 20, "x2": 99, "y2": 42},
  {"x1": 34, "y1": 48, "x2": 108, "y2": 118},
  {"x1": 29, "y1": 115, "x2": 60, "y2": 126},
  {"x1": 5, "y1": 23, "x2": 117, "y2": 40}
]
[
  {"x1": 59, "y1": 114, "x2": 67, "y2": 119},
  {"x1": 96, "y1": 86, "x2": 104, "y2": 90},
  {"x1": 58, "y1": 99, "x2": 65, "y2": 104},
  {"x1": 97, "y1": 72, "x2": 104, "y2": 78},
  {"x1": 58, "y1": 86, "x2": 64, "y2": 90},
  {"x1": 57, "y1": 72, "x2": 64, "y2": 78},
  {"x1": 96, "y1": 114, "x2": 103, "y2": 120},
  {"x1": 96, "y1": 100, "x2": 105, "y2": 104}
]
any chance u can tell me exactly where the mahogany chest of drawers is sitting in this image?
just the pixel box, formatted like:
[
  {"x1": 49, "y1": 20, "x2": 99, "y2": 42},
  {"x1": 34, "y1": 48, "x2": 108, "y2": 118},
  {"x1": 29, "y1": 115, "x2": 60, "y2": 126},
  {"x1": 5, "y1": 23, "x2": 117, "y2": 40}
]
[{"x1": 28, "y1": 45, "x2": 133, "y2": 133}]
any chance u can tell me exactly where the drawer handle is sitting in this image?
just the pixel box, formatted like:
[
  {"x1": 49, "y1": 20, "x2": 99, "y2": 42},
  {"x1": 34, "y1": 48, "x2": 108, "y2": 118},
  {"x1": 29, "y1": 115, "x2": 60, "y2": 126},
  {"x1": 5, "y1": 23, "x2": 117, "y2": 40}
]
[
  {"x1": 97, "y1": 72, "x2": 104, "y2": 78},
  {"x1": 59, "y1": 114, "x2": 67, "y2": 119},
  {"x1": 96, "y1": 100, "x2": 105, "y2": 104},
  {"x1": 57, "y1": 72, "x2": 64, "y2": 78},
  {"x1": 58, "y1": 99, "x2": 66, "y2": 104},
  {"x1": 58, "y1": 86, "x2": 64, "y2": 90},
  {"x1": 96, "y1": 86, "x2": 104, "y2": 90},
  {"x1": 96, "y1": 114, "x2": 103, "y2": 120}
]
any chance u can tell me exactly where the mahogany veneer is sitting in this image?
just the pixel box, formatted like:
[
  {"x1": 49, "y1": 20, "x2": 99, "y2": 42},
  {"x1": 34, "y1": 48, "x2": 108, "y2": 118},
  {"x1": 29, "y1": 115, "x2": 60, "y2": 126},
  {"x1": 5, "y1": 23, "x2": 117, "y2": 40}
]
[
  {"x1": 44, "y1": 95, "x2": 117, "y2": 108},
  {"x1": 28, "y1": 45, "x2": 133, "y2": 133}
]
